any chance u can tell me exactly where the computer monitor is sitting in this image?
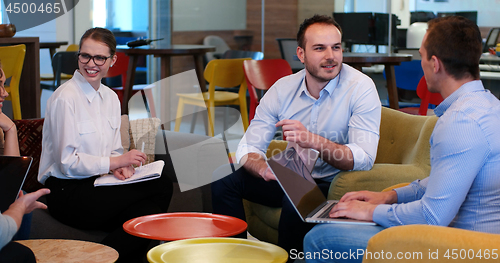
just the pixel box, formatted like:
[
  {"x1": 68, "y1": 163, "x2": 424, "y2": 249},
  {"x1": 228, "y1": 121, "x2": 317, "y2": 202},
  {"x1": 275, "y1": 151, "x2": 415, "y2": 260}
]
[
  {"x1": 333, "y1": 12, "x2": 374, "y2": 46},
  {"x1": 410, "y1": 11, "x2": 436, "y2": 24},
  {"x1": 455, "y1": 11, "x2": 478, "y2": 24},
  {"x1": 373, "y1": 13, "x2": 399, "y2": 46}
]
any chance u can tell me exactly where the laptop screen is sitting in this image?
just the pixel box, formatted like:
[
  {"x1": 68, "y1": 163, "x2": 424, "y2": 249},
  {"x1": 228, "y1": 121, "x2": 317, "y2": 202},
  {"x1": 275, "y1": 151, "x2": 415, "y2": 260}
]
[
  {"x1": 268, "y1": 146, "x2": 326, "y2": 220},
  {"x1": 0, "y1": 156, "x2": 33, "y2": 213}
]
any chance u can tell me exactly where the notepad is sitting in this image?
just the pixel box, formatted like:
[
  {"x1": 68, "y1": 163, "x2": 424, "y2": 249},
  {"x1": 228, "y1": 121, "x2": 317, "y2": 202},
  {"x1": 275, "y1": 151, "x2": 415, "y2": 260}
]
[{"x1": 94, "y1": 160, "x2": 164, "y2": 186}]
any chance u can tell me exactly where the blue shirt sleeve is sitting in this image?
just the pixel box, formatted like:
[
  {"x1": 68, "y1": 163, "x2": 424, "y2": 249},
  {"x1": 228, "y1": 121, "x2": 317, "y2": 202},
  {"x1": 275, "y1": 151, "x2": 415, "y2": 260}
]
[{"x1": 373, "y1": 111, "x2": 490, "y2": 227}]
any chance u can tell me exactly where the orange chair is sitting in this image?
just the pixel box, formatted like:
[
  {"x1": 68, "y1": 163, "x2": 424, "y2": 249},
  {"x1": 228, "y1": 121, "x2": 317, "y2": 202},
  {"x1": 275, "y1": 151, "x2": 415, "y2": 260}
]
[
  {"x1": 105, "y1": 51, "x2": 147, "y2": 108},
  {"x1": 399, "y1": 76, "x2": 443, "y2": 116},
  {"x1": 243, "y1": 59, "x2": 293, "y2": 122}
]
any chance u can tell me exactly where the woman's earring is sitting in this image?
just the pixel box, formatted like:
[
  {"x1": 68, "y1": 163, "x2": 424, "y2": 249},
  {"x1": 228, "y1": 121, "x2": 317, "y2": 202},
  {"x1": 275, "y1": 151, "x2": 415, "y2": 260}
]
[{"x1": 110, "y1": 64, "x2": 114, "y2": 67}]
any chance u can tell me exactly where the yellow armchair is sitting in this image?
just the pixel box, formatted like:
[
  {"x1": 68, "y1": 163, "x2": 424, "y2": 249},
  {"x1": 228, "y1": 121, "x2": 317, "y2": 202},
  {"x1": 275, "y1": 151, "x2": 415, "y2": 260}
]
[
  {"x1": 243, "y1": 107, "x2": 438, "y2": 245},
  {"x1": 364, "y1": 225, "x2": 500, "y2": 263},
  {"x1": 328, "y1": 107, "x2": 438, "y2": 200}
]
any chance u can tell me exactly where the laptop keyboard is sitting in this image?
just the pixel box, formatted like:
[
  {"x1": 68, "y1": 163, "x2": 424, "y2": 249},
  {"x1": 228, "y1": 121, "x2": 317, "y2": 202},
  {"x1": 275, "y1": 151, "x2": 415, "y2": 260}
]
[{"x1": 318, "y1": 202, "x2": 337, "y2": 218}]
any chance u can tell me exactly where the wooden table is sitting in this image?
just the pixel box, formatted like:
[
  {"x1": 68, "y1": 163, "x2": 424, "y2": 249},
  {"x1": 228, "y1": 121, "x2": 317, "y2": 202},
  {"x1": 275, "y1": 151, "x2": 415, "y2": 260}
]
[
  {"x1": 343, "y1": 53, "x2": 413, "y2": 109},
  {"x1": 117, "y1": 44, "x2": 215, "y2": 114},
  {"x1": 40, "y1": 41, "x2": 69, "y2": 60},
  {"x1": 16, "y1": 239, "x2": 118, "y2": 263},
  {"x1": 0, "y1": 37, "x2": 40, "y2": 118}
]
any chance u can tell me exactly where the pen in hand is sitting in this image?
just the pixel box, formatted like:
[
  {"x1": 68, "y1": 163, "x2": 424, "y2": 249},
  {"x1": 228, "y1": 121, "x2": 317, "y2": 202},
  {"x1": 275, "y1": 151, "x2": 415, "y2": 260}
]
[{"x1": 140, "y1": 142, "x2": 145, "y2": 167}]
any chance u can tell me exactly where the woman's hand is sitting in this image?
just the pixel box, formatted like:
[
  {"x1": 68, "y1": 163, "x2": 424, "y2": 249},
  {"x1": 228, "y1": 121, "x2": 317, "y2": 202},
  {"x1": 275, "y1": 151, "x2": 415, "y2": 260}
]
[
  {"x1": 0, "y1": 112, "x2": 14, "y2": 131},
  {"x1": 110, "y1": 149, "x2": 147, "y2": 170},
  {"x1": 113, "y1": 166, "x2": 135, "y2": 180},
  {"x1": 0, "y1": 112, "x2": 19, "y2": 156}
]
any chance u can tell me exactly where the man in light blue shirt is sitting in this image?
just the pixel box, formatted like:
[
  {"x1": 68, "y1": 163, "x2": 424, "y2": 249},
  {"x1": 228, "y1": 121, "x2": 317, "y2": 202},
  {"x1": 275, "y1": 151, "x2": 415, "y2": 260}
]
[
  {"x1": 212, "y1": 15, "x2": 381, "y2": 257},
  {"x1": 303, "y1": 16, "x2": 500, "y2": 263}
]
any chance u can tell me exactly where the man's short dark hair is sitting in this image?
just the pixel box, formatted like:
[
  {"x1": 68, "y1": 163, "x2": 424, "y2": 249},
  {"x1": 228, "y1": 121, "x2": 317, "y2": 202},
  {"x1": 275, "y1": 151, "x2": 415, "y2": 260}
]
[
  {"x1": 297, "y1": 15, "x2": 342, "y2": 49},
  {"x1": 424, "y1": 16, "x2": 482, "y2": 80}
]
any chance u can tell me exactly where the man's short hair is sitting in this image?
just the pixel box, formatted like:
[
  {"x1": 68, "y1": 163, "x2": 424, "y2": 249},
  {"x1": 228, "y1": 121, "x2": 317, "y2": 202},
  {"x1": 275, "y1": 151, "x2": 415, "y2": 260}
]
[
  {"x1": 297, "y1": 14, "x2": 342, "y2": 49},
  {"x1": 424, "y1": 16, "x2": 482, "y2": 80}
]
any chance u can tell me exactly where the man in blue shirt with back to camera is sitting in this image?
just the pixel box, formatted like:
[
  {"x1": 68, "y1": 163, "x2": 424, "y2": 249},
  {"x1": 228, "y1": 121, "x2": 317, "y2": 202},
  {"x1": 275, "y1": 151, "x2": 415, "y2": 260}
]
[
  {"x1": 303, "y1": 15, "x2": 500, "y2": 263},
  {"x1": 212, "y1": 14, "x2": 381, "y2": 259}
]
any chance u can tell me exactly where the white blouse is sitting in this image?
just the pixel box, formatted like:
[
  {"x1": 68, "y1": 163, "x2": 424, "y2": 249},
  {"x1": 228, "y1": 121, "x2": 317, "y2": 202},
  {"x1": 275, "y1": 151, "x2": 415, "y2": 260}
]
[{"x1": 38, "y1": 70, "x2": 123, "y2": 184}]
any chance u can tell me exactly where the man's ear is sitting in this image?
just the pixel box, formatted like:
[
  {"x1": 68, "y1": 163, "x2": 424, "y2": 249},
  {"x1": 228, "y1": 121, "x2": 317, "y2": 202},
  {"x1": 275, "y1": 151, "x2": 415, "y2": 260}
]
[
  {"x1": 297, "y1": 46, "x2": 305, "y2": 63},
  {"x1": 431, "y1": 55, "x2": 441, "y2": 74}
]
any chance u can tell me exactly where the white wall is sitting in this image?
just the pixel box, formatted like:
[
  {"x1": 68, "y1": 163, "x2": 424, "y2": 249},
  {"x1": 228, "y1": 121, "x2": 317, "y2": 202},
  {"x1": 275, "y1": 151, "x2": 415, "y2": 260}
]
[{"x1": 172, "y1": 0, "x2": 246, "y2": 31}]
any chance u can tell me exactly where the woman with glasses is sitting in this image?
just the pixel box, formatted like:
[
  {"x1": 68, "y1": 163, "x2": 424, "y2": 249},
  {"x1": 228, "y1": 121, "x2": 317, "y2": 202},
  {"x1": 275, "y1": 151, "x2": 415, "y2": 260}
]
[{"x1": 38, "y1": 28, "x2": 173, "y2": 263}]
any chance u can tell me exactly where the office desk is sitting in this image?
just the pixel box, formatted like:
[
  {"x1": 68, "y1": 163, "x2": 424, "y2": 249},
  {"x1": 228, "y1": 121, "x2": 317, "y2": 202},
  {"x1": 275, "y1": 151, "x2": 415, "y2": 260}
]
[
  {"x1": 480, "y1": 71, "x2": 500, "y2": 80},
  {"x1": 117, "y1": 44, "x2": 215, "y2": 114},
  {"x1": 480, "y1": 54, "x2": 500, "y2": 65},
  {"x1": 343, "y1": 53, "x2": 413, "y2": 110},
  {"x1": 40, "y1": 41, "x2": 69, "y2": 60},
  {"x1": 0, "y1": 37, "x2": 40, "y2": 118}
]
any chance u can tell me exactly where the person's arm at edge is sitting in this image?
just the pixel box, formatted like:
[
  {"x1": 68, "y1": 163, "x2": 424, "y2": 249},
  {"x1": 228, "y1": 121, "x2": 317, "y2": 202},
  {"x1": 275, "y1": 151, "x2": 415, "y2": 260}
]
[{"x1": 2, "y1": 189, "x2": 50, "y2": 231}]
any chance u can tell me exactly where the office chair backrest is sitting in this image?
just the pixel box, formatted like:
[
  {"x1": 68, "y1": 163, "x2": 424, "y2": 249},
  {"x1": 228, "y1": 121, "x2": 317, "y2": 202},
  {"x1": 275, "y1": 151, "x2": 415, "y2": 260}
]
[
  {"x1": 105, "y1": 51, "x2": 129, "y2": 88},
  {"x1": 203, "y1": 35, "x2": 230, "y2": 62},
  {"x1": 276, "y1": 38, "x2": 304, "y2": 72},
  {"x1": 416, "y1": 76, "x2": 443, "y2": 116},
  {"x1": 52, "y1": 51, "x2": 78, "y2": 88},
  {"x1": 391, "y1": 60, "x2": 424, "y2": 91},
  {"x1": 66, "y1": 44, "x2": 79, "y2": 52},
  {"x1": 483, "y1": 28, "x2": 500, "y2": 53},
  {"x1": 243, "y1": 59, "x2": 293, "y2": 121},
  {"x1": 204, "y1": 58, "x2": 249, "y2": 89},
  {"x1": 222, "y1": 50, "x2": 264, "y2": 60},
  {"x1": 0, "y1": 44, "x2": 26, "y2": 119}
]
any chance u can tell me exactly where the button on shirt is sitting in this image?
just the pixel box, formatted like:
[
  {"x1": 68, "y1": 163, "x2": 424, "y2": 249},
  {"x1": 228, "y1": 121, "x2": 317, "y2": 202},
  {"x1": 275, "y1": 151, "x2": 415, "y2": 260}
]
[
  {"x1": 373, "y1": 80, "x2": 500, "y2": 234},
  {"x1": 236, "y1": 64, "x2": 381, "y2": 181},
  {"x1": 38, "y1": 70, "x2": 123, "y2": 184}
]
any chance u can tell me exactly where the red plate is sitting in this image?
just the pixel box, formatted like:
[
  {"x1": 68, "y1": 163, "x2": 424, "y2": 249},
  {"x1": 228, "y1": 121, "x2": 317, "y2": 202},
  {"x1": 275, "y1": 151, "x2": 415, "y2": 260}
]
[{"x1": 123, "y1": 212, "x2": 247, "y2": 241}]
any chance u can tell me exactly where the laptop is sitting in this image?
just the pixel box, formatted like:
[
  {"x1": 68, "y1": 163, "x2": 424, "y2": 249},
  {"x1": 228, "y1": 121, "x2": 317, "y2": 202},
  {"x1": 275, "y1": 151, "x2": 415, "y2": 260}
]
[
  {"x1": 0, "y1": 156, "x2": 33, "y2": 213},
  {"x1": 268, "y1": 145, "x2": 376, "y2": 225}
]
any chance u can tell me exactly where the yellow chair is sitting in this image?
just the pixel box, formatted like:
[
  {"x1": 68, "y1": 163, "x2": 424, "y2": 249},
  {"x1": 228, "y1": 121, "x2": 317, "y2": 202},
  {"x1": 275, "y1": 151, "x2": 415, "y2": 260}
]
[
  {"x1": 0, "y1": 44, "x2": 26, "y2": 120},
  {"x1": 40, "y1": 44, "x2": 79, "y2": 82},
  {"x1": 174, "y1": 58, "x2": 250, "y2": 137},
  {"x1": 364, "y1": 225, "x2": 500, "y2": 263}
]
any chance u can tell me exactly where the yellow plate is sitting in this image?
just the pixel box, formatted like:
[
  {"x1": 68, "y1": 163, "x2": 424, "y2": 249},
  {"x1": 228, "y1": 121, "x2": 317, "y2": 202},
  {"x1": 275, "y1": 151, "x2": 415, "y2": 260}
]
[{"x1": 147, "y1": 237, "x2": 288, "y2": 263}]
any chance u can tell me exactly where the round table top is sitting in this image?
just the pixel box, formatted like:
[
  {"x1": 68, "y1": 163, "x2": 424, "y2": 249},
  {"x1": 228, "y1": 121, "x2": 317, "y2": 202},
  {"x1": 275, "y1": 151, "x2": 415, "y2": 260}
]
[
  {"x1": 16, "y1": 239, "x2": 118, "y2": 263},
  {"x1": 343, "y1": 52, "x2": 413, "y2": 64},
  {"x1": 147, "y1": 237, "x2": 288, "y2": 263},
  {"x1": 117, "y1": 44, "x2": 216, "y2": 56},
  {"x1": 123, "y1": 212, "x2": 248, "y2": 241}
]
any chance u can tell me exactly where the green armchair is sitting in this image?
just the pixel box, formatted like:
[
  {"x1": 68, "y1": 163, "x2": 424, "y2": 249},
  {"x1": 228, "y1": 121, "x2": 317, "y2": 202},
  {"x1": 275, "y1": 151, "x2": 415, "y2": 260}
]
[{"x1": 243, "y1": 107, "x2": 439, "y2": 244}]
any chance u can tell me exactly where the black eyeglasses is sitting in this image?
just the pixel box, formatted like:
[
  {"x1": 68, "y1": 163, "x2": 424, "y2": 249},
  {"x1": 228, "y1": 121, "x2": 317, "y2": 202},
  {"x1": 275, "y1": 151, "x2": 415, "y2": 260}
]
[{"x1": 78, "y1": 53, "x2": 112, "y2": 66}]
